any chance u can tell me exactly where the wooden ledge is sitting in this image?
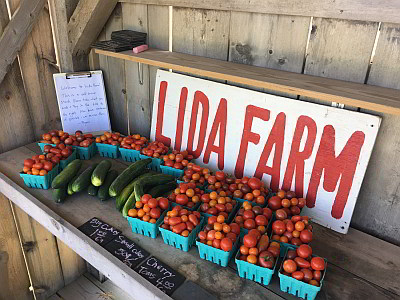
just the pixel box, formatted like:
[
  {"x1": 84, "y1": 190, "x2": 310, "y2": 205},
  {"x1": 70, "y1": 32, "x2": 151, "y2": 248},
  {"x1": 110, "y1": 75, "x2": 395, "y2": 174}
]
[{"x1": 95, "y1": 48, "x2": 400, "y2": 115}]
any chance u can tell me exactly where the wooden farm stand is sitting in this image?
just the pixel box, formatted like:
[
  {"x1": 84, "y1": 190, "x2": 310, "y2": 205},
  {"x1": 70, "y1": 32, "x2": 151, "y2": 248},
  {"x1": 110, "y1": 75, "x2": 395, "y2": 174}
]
[{"x1": 1, "y1": 142, "x2": 399, "y2": 300}]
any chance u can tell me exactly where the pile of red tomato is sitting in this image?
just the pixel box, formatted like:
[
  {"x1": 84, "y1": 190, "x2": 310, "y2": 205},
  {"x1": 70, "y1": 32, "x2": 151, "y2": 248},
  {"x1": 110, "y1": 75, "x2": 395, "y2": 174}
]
[
  {"x1": 161, "y1": 206, "x2": 201, "y2": 237},
  {"x1": 181, "y1": 163, "x2": 210, "y2": 186},
  {"x1": 141, "y1": 141, "x2": 169, "y2": 158},
  {"x1": 197, "y1": 215, "x2": 238, "y2": 252},
  {"x1": 233, "y1": 201, "x2": 272, "y2": 234},
  {"x1": 272, "y1": 215, "x2": 313, "y2": 246},
  {"x1": 167, "y1": 182, "x2": 204, "y2": 209},
  {"x1": 127, "y1": 194, "x2": 169, "y2": 223},
  {"x1": 120, "y1": 134, "x2": 148, "y2": 150},
  {"x1": 95, "y1": 131, "x2": 123, "y2": 146},
  {"x1": 268, "y1": 190, "x2": 306, "y2": 216},
  {"x1": 199, "y1": 191, "x2": 237, "y2": 219},
  {"x1": 43, "y1": 144, "x2": 73, "y2": 161},
  {"x1": 238, "y1": 232, "x2": 276, "y2": 268},
  {"x1": 282, "y1": 245, "x2": 325, "y2": 287},
  {"x1": 23, "y1": 154, "x2": 57, "y2": 176},
  {"x1": 162, "y1": 150, "x2": 192, "y2": 170}
]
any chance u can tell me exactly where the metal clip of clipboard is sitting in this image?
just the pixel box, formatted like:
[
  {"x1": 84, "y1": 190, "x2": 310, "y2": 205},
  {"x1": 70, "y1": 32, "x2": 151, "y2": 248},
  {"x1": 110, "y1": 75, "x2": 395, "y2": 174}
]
[{"x1": 65, "y1": 72, "x2": 92, "y2": 79}]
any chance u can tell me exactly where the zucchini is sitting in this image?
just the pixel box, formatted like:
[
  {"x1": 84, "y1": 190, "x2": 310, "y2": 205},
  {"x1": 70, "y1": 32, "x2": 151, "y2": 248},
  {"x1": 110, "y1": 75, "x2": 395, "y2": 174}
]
[
  {"x1": 97, "y1": 170, "x2": 119, "y2": 201},
  {"x1": 122, "y1": 192, "x2": 136, "y2": 217},
  {"x1": 53, "y1": 186, "x2": 67, "y2": 203},
  {"x1": 52, "y1": 159, "x2": 82, "y2": 189},
  {"x1": 91, "y1": 160, "x2": 112, "y2": 186},
  {"x1": 71, "y1": 164, "x2": 98, "y2": 193},
  {"x1": 115, "y1": 171, "x2": 154, "y2": 211},
  {"x1": 67, "y1": 175, "x2": 79, "y2": 195},
  {"x1": 88, "y1": 183, "x2": 99, "y2": 196},
  {"x1": 148, "y1": 181, "x2": 177, "y2": 198},
  {"x1": 109, "y1": 158, "x2": 151, "y2": 197},
  {"x1": 134, "y1": 174, "x2": 176, "y2": 203}
]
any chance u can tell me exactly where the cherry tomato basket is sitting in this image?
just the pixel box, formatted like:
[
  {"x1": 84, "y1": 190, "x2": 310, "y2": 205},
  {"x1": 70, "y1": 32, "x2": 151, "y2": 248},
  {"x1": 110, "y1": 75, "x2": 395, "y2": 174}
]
[
  {"x1": 59, "y1": 149, "x2": 77, "y2": 170},
  {"x1": 139, "y1": 154, "x2": 163, "y2": 172},
  {"x1": 195, "y1": 234, "x2": 240, "y2": 267},
  {"x1": 278, "y1": 246, "x2": 327, "y2": 300},
  {"x1": 170, "y1": 201, "x2": 201, "y2": 212},
  {"x1": 159, "y1": 216, "x2": 205, "y2": 252},
  {"x1": 37, "y1": 142, "x2": 56, "y2": 152},
  {"x1": 125, "y1": 206, "x2": 168, "y2": 239},
  {"x1": 160, "y1": 164, "x2": 185, "y2": 178},
  {"x1": 19, "y1": 164, "x2": 59, "y2": 189},
  {"x1": 231, "y1": 204, "x2": 273, "y2": 238},
  {"x1": 72, "y1": 143, "x2": 96, "y2": 160},
  {"x1": 233, "y1": 188, "x2": 272, "y2": 208},
  {"x1": 96, "y1": 143, "x2": 119, "y2": 158},
  {"x1": 198, "y1": 200, "x2": 240, "y2": 224},
  {"x1": 234, "y1": 248, "x2": 278, "y2": 285},
  {"x1": 270, "y1": 231, "x2": 298, "y2": 257},
  {"x1": 119, "y1": 148, "x2": 141, "y2": 162}
]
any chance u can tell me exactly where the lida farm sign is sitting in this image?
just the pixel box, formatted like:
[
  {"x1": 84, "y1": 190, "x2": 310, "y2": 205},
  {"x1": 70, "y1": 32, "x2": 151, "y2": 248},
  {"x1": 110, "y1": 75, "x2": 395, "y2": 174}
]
[{"x1": 151, "y1": 70, "x2": 381, "y2": 233}]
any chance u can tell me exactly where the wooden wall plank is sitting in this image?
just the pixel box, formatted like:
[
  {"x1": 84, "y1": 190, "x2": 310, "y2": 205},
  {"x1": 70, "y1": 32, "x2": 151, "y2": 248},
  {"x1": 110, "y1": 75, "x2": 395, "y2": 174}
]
[
  {"x1": 0, "y1": 194, "x2": 33, "y2": 300},
  {"x1": 352, "y1": 23, "x2": 400, "y2": 246},
  {"x1": 104, "y1": 3, "x2": 128, "y2": 134},
  {"x1": 57, "y1": 276, "x2": 107, "y2": 300},
  {"x1": 302, "y1": 18, "x2": 378, "y2": 107},
  {"x1": 12, "y1": 205, "x2": 64, "y2": 300},
  {"x1": 122, "y1": 3, "x2": 151, "y2": 137},
  {"x1": 57, "y1": 239, "x2": 86, "y2": 285},
  {"x1": 228, "y1": 12, "x2": 310, "y2": 97},
  {"x1": 0, "y1": 0, "x2": 35, "y2": 154},
  {"x1": 9, "y1": 0, "x2": 61, "y2": 139},
  {"x1": 120, "y1": 0, "x2": 400, "y2": 24}
]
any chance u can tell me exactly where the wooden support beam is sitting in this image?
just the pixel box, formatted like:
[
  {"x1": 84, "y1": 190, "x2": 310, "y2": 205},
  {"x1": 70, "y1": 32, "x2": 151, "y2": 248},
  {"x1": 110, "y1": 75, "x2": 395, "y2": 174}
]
[
  {"x1": 120, "y1": 0, "x2": 400, "y2": 24},
  {"x1": 0, "y1": 0, "x2": 45, "y2": 85},
  {"x1": 68, "y1": 0, "x2": 118, "y2": 56}
]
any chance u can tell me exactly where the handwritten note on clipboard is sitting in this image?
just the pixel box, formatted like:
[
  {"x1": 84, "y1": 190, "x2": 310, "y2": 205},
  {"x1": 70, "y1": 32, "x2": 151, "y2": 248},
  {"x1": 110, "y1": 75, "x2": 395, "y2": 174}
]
[{"x1": 53, "y1": 71, "x2": 111, "y2": 135}]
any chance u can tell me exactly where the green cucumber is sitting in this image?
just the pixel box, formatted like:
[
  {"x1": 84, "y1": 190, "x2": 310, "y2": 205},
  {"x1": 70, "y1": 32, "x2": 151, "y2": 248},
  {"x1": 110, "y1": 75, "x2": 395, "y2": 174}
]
[
  {"x1": 122, "y1": 192, "x2": 136, "y2": 217},
  {"x1": 88, "y1": 183, "x2": 99, "y2": 196},
  {"x1": 52, "y1": 159, "x2": 82, "y2": 189},
  {"x1": 91, "y1": 160, "x2": 112, "y2": 186},
  {"x1": 71, "y1": 164, "x2": 98, "y2": 193},
  {"x1": 67, "y1": 175, "x2": 79, "y2": 195},
  {"x1": 134, "y1": 174, "x2": 175, "y2": 203},
  {"x1": 115, "y1": 171, "x2": 154, "y2": 211},
  {"x1": 53, "y1": 186, "x2": 67, "y2": 203},
  {"x1": 109, "y1": 158, "x2": 151, "y2": 197},
  {"x1": 148, "y1": 181, "x2": 177, "y2": 198},
  {"x1": 97, "y1": 170, "x2": 119, "y2": 201}
]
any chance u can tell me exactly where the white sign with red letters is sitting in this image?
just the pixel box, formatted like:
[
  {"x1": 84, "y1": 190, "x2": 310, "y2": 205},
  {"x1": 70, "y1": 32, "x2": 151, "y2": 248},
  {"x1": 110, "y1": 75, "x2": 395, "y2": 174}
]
[{"x1": 150, "y1": 70, "x2": 381, "y2": 233}]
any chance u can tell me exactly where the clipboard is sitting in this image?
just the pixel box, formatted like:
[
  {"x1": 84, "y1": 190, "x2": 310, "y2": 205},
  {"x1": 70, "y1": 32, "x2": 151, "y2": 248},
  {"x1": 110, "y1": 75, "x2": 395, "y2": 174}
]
[{"x1": 53, "y1": 70, "x2": 111, "y2": 136}]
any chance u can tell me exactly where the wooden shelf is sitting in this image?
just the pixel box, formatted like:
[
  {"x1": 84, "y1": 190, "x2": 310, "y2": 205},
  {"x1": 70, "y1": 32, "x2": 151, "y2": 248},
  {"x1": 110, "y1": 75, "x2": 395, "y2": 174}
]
[
  {"x1": 95, "y1": 48, "x2": 400, "y2": 115},
  {"x1": 1, "y1": 143, "x2": 400, "y2": 300}
]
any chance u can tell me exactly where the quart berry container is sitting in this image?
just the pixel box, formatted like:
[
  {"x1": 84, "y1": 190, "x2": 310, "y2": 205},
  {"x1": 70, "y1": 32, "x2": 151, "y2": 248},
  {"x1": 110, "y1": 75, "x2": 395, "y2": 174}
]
[
  {"x1": 139, "y1": 154, "x2": 163, "y2": 172},
  {"x1": 159, "y1": 216, "x2": 205, "y2": 252},
  {"x1": 20, "y1": 164, "x2": 59, "y2": 189},
  {"x1": 195, "y1": 234, "x2": 240, "y2": 267},
  {"x1": 96, "y1": 143, "x2": 119, "y2": 158},
  {"x1": 59, "y1": 149, "x2": 77, "y2": 170},
  {"x1": 119, "y1": 148, "x2": 141, "y2": 162},
  {"x1": 160, "y1": 164, "x2": 185, "y2": 178},
  {"x1": 73, "y1": 143, "x2": 96, "y2": 160},
  {"x1": 235, "y1": 248, "x2": 278, "y2": 285},
  {"x1": 278, "y1": 246, "x2": 327, "y2": 300},
  {"x1": 125, "y1": 207, "x2": 168, "y2": 239}
]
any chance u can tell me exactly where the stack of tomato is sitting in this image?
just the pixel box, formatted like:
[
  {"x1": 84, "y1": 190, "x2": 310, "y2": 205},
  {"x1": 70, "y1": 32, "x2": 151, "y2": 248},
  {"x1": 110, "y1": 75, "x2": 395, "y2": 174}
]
[
  {"x1": 40, "y1": 129, "x2": 69, "y2": 144},
  {"x1": 267, "y1": 190, "x2": 306, "y2": 216},
  {"x1": 206, "y1": 171, "x2": 235, "y2": 196},
  {"x1": 43, "y1": 144, "x2": 73, "y2": 161},
  {"x1": 237, "y1": 232, "x2": 276, "y2": 268},
  {"x1": 63, "y1": 131, "x2": 94, "y2": 147},
  {"x1": 233, "y1": 201, "x2": 272, "y2": 234},
  {"x1": 197, "y1": 215, "x2": 238, "y2": 252},
  {"x1": 180, "y1": 163, "x2": 210, "y2": 186},
  {"x1": 167, "y1": 182, "x2": 204, "y2": 209},
  {"x1": 95, "y1": 132, "x2": 123, "y2": 145},
  {"x1": 141, "y1": 141, "x2": 169, "y2": 158},
  {"x1": 271, "y1": 215, "x2": 313, "y2": 246},
  {"x1": 120, "y1": 134, "x2": 148, "y2": 150},
  {"x1": 161, "y1": 206, "x2": 201, "y2": 237},
  {"x1": 162, "y1": 150, "x2": 192, "y2": 170},
  {"x1": 199, "y1": 191, "x2": 237, "y2": 219},
  {"x1": 23, "y1": 154, "x2": 57, "y2": 176},
  {"x1": 127, "y1": 194, "x2": 169, "y2": 223},
  {"x1": 231, "y1": 176, "x2": 269, "y2": 206},
  {"x1": 281, "y1": 245, "x2": 325, "y2": 287}
]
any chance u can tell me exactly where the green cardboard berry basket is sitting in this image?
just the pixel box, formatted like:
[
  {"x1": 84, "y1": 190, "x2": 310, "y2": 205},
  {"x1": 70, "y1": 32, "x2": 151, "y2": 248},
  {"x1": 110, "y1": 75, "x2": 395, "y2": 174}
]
[
  {"x1": 96, "y1": 143, "x2": 119, "y2": 158},
  {"x1": 119, "y1": 147, "x2": 141, "y2": 162},
  {"x1": 20, "y1": 164, "x2": 59, "y2": 189},
  {"x1": 125, "y1": 207, "x2": 168, "y2": 239}
]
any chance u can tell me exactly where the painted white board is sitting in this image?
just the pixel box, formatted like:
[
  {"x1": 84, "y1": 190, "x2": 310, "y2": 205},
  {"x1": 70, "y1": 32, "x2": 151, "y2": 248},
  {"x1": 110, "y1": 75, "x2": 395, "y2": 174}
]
[
  {"x1": 150, "y1": 70, "x2": 381, "y2": 233},
  {"x1": 53, "y1": 71, "x2": 111, "y2": 135}
]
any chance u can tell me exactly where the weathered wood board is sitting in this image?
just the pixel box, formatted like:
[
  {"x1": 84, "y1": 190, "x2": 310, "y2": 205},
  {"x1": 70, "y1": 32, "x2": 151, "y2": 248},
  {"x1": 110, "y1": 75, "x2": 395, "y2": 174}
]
[{"x1": 57, "y1": 238, "x2": 87, "y2": 285}]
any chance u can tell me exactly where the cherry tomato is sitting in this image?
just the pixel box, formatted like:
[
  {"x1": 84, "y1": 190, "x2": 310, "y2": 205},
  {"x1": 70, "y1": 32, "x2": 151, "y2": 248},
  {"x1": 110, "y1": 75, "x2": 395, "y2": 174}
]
[
  {"x1": 258, "y1": 251, "x2": 275, "y2": 268},
  {"x1": 247, "y1": 254, "x2": 257, "y2": 264},
  {"x1": 302, "y1": 269, "x2": 313, "y2": 282},
  {"x1": 220, "y1": 238, "x2": 233, "y2": 251},
  {"x1": 283, "y1": 259, "x2": 297, "y2": 273},
  {"x1": 294, "y1": 257, "x2": 311, "y2": 269},
  {"x1": 247, "y1": 177, "x2": 262, "y2": 190},
  {"x1": 272, "y1": 220, "x2": 286, "y2": 235},
  {"x1": 267, "y1": 246, "x2": 280, "y2": 258},
  {"x1": 300, "y1": 229, "x2": 313, "y2": 243},
  {"x1": 243, "y1": 234, "x2": 257, "y2": 248},
  {"x1": 292, "y1": 271, "x2": 304, "y2": 281},
  {"x1": 268, "y1": 196, "x2": 282, "y2": 211},
  {"x1": 313, "y1": 270, "x2": 322, "y2": 281},
  {"x1": 311, "y1": 257, "x2": 325, "y2": 271},
  {"x1": 297, "y1": 244, "x2": 312, "y2": 258}
]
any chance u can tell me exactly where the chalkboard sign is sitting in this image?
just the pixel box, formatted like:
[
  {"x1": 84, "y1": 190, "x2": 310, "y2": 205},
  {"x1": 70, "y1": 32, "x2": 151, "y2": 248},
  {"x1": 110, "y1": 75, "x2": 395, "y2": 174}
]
[
  {"x1": 78, "y1": 217, "x2": 121, "y2": 247},
  {"x1": 136, "y1": 256, "x2": 185, "y2": 295},
  {"x1": 105, "y1": 234, "x2": 150, "y2": 269},
  {"x1": 53, "y1": 71, "x2": 111, "y2": 135}
]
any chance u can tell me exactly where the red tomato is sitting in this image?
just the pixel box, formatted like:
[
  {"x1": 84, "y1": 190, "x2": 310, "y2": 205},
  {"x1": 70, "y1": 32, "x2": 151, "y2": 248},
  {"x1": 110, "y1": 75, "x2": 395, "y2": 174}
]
[
  {"x1": 255, "y1": 215, "x2": 267, "y2": 226},
  {"x1": 198, "y1": 231, "x2": 207, "y2": 240},
  {"x1": 258, "y1": 251, "x2": 275, "y2": 268},
  {"x1": 262, "y1": 207, "x2": 272, "y2": 220},
  {"x1": 311, "y1": 257, "x2": 325, "y2": 271},
  {"x1": 158, "y1": 198, "x2": 169, "y2": 210},
  {"x1": 244, "y1": 219, "x2": 256, "y2": 229},
  {"x1": 275, "y1": 209, "x2": 288, "y2": 220},
  {"x1": 243, "y1": 234, "x2": 257, "y2": 248},
  {"x1": 215, "y1": 171, "x2": 225, "y2": 182},
  {"x1": 300, "y1": 229, "x2": 313, "y2": 243},
  {"x1": 292, "y1": 271, "x2": 304, "y2": 281},
  {"x1": 220, "y1": 238, "x2": 233, "y2": 252},
  {"x1": 247, "y1": 177, "x2": 262, "y2": 190},
  {"x1": 148, "y1": 198, "x2": 158, "y2": 209},
  {"x1": 283, "y1": 259, "x2": 297, "y2": 273},
  {"x1": 268, "y1": 196, "x2": 282, "y2": 211},
  {"x1": 243, "y1": 210, "x2": 255, "y2": 220},
  {"x1": 230, "y1": 223, "x2": 240, "y2": 235},
  {"x1": 287, "y1": 250, "x2": 297, "y2": 260},
  {"x1": 294, "y1": 257, "x2": 311, "y2": 269},
  {"x1": 24, "y1": 159, "x2": 34, "y2": 168},
  {"x1": 297, "y1": 244, "x2": 312, "y2": 258},
  {"x1": 226, "y1": 232, "x2": 237, "y2": 243},
  {"x1": 267, "y1": 246, "x2": 280, "y2": 258},
  {"x1": 313, "y1": 270, "x2": 322, "y2": 281},
  {"x1": 302, "y1": 269, "x2": 313, "y2": 282},
  {"x1": 149, "y1": 208, "x2": 161, "y2": 219},
  {"x1": 175, "y1": 194, "x2": 189, "y2": 206},
  {"x1": 272, "y1": 220, "x2": 286, "y2": 235},
  {"x1": 43, "y1": 161, "x2": 53, "y2": 171}
]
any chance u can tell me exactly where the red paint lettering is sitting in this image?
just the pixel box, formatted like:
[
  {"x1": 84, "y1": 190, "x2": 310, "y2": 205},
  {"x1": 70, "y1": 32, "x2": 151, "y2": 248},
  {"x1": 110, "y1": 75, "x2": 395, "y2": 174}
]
[
  {"x1": 174, "y1": 87, "x2": 188, "y2": 151},
  {"x1": 155, "y1": 81, "x2": 171, "y2": 146},
  {"x1": 203, "y1": 98, "x2": 227, "y2": 170},
  {"x1": 235, "y1": 105, "x2": 270, "y2": 178},
  {"x1": 187, "y1": 91, "x2": 209, "y2": 158},
  {"x1": 306, "y1": 126, "x2": 365, "y2": 219},
  {"x1": 254, "y1": 112, "x2": 286, "y2": 191},
  {"x1": 282, "y1": 116, "x2": 317, "y2": 196}
]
